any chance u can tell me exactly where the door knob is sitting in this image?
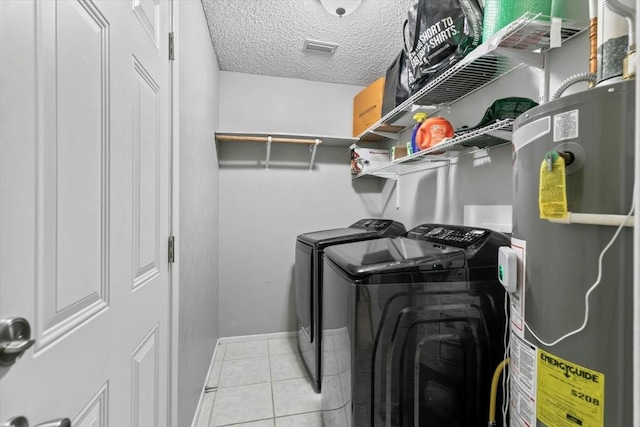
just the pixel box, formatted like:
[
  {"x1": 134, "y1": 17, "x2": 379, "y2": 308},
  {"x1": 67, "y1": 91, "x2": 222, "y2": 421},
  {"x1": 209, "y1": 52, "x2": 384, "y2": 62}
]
[
  {"x1": 2, "y1": 417, "x2": 29, "y2": 427},
  {"x1": 0, "y1": 318, "x2": 35, "y2": 366},
  {"x1": 2, "y1": 418, "x2": 71, "y2": 427}
]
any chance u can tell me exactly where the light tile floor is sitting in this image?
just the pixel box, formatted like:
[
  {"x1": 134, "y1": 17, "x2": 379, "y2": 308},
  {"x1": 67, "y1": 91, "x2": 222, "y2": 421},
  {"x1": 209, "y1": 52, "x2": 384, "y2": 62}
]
[{"x1": 196, "y1": 335, "x2": 323, "y2": 427}]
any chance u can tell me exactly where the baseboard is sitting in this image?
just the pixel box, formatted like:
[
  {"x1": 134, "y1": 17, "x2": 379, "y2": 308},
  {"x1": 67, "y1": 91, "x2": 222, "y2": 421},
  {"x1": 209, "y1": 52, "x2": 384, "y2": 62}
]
[
  {"x1": 218, "y1": 331, "x2": 296, "y2": 344},
  {"x1": 190, "y1": 342, "x2": 220, "y2": 427}
]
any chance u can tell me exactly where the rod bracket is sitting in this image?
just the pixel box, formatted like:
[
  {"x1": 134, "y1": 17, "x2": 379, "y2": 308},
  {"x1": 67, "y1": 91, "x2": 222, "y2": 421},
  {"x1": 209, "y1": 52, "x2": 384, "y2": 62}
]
[
  {"x1": 265, "y1": 136, "x2": 272, "y2": 170},
  {"x1": 309, "y1": 139, "x2": 321, "y2": 171}
]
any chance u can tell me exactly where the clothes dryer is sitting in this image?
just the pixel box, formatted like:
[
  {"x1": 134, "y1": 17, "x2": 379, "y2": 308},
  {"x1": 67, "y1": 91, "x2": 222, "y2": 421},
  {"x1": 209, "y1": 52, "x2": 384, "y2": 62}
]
[
  {"x1": 295, "y1": 219, "x2": 406, "y2": 393},
  {"x1": 320, "y1": 224, "x2": 509, "y2": 427}
]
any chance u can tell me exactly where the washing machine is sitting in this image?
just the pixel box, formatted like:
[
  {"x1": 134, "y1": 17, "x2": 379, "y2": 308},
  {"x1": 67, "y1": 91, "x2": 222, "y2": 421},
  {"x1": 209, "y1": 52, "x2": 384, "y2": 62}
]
[
  {"x1": 320, "y1": 224, "x2": 509, "y2": 427},
  {"x1": 295, "y1": 219, "x2": 406, "y2": 393}
]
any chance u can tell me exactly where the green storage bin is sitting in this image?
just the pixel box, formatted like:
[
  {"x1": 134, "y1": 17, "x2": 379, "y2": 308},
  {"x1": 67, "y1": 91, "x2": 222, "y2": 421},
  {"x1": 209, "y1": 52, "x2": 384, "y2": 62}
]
[
  {"x1": 515, "y1": 0, "x2": 552, "y2": 20},
  {"x1": 482, "y1": 0, "x2": 553, "y2": 42},
  {"x1": 550, "y1": 0, "x2": 588, "y2": 21}
]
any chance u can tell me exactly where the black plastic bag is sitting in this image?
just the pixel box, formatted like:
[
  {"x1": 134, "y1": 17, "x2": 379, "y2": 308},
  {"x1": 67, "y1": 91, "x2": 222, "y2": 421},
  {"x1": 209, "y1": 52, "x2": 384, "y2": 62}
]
[
  {"x1": 404, "y1": 0, "x2": 483, "y2": 93},
  {"x1": 381, "y1": 50, "x2": 412, "y2": 118}
]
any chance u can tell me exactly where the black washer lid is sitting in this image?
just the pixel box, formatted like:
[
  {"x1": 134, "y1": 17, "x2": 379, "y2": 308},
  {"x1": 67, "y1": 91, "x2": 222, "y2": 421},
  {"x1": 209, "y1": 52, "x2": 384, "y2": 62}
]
[
  {"x1": 297, "y1": 228, "x2": 378, "y2": 246},
  {"x1": 324, "y1": 237, "x2": 465, "y2": 277},
  {"x1": 349, "y1": 218, "x2": 406, "y2": 234}
]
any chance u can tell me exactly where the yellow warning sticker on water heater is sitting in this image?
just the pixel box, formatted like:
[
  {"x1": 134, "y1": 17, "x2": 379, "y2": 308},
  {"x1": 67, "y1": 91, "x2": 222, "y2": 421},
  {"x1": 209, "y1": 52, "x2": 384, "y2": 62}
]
[
  {"x1": 537, "y1": 349, "x2": 605, "y2": 427},
  {"x1": 539, "y1": 152, "x2": 568, "y2": 219}
]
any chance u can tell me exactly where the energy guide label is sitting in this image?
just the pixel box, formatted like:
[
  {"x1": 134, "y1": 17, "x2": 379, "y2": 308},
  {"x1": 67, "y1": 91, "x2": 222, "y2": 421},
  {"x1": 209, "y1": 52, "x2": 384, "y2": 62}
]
[
  {"x1": 537, "y1": 349, "x2": 604, "y2": 427},
  {"x1": 510, "y1": 334, "x2": 536, "y2": 427}
]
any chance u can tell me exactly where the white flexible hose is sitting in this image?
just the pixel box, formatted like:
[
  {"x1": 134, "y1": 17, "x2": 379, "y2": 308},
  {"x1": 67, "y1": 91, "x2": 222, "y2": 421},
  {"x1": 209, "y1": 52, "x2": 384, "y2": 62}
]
[{"x1": 604, "y1": 0, "x2": 636, "y2": 49}]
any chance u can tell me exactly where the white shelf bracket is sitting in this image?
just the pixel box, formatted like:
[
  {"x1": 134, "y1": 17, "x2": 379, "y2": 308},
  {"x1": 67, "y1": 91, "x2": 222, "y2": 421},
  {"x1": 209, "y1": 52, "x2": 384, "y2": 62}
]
[
  {"x1": 539, "y1": 60, "x2": 550, "y2": 104},
  {"x1": 381, "y1": 173, "x2": 401, "y2": 209},
  {"x1": 265, "y1": 136, "x2": 272, "y2": 170},
  {"x1": 384, "y1": 174, "x2": 400, "y2": 181},
  {"x1": 370, "y1": 130, "x2": 400, "y2": 141},
  {"x1": 309, "y1": 139, "x2": 320, "y2": 171},
  {"x1": 493, "y1": 47, "x2": 544, "y2": 69}
]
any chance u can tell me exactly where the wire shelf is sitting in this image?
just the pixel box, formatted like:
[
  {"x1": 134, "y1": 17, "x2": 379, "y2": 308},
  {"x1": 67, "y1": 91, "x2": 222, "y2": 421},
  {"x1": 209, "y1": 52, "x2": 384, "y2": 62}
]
[
  {"x1": 414, "y1": 55, "x2": 516, "y2": 106},
  {"x1": 358, "y1": 13, "x2": 587, "y2": 142},
  {"x1": 497, "y1": 14, "x2": 586, "y2": 51},
  {"x1": 355, "y1": 119, "x2": 514, "y2": 178}
]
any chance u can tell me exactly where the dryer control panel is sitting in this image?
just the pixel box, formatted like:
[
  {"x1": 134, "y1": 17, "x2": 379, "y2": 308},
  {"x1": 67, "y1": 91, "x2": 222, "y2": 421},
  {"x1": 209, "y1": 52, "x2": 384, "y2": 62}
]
[{"x1": 408, "y1": 224, "x2": 489, "y2": 249}]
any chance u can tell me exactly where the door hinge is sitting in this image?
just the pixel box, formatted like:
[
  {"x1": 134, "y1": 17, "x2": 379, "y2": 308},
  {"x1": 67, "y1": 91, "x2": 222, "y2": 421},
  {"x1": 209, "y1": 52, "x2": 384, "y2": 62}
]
[
  {"x1": 168, "y1": 236, "x2": 175, "y2": 263},
  {"x1": 169, "y1": 32, "x2": 175, "y2": 61}
]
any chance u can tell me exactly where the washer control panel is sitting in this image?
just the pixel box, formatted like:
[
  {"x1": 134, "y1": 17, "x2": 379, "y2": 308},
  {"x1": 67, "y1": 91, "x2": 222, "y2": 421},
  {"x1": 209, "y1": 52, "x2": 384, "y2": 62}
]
[{"x1": 408, "y1": 224, "x2": 488, "y2": 249}]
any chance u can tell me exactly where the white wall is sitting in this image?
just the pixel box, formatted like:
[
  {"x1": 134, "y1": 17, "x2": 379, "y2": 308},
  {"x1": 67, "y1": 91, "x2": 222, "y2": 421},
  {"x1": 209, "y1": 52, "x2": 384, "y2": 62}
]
[
  {"x1": 177, "y1": 1, "x2": 220, "y2": 426},
  {"x1": 219, "y1": 72, "x2": 362, "y2": 137},
  {"x1": 217, "y1": 73, "x2": 382, "y2": 337}
]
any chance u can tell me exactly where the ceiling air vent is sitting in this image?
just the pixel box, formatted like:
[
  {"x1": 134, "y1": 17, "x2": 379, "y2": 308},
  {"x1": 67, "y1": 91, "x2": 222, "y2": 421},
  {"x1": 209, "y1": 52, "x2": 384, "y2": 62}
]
[{"x1": 303, "y1": 39, "x2": 339, "y2": 54}]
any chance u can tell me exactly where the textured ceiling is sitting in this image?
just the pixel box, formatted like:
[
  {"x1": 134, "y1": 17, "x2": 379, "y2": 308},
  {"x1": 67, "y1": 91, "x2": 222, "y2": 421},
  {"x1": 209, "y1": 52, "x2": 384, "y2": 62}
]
[{"x1": 201, "y1": 0, "x2": 411, "y2": 87}]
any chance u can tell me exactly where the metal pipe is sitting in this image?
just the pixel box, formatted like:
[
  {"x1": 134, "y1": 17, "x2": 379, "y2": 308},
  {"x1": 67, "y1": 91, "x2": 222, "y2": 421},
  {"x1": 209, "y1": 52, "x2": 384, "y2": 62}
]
[
  {"x1": 548, "y1": 212, "x2": 635, "y2": 226},
  {"x1": 589, "y1": 16, "x2": 598, "y2": 85},
  {"x1": 216, "y1": 134, "x2": 324, "y2": 145},
  {"x1": 590, "y1": 0, "x2": 598, "y2": 83},
  {"x1": 590, "y1": 0, "x2": 599, "y2": 18}
]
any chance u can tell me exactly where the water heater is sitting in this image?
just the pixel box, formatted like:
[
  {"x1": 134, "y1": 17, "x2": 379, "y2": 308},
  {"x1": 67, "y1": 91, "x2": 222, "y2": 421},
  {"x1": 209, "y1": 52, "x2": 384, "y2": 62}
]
[{"x1": 509, "y1": 79, "x2": 635, "y2": 426}]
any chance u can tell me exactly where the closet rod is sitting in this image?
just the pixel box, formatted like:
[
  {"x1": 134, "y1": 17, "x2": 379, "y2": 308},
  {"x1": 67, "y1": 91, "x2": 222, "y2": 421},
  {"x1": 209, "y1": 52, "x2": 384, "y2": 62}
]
[{"x1": 217, "y1": 134, "x2": 323, "y2": 145}]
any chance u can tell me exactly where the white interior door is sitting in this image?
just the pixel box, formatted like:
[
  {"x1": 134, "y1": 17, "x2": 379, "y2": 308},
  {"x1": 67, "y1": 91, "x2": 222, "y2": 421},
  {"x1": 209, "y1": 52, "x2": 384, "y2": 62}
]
[{"x1": 0, "y1": 0, "x2": 172, "y2": 425}]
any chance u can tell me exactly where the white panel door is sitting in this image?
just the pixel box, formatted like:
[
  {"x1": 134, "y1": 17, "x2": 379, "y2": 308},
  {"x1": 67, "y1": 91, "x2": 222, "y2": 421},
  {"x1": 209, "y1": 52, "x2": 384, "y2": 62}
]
[{"x1": 0, "y1": 0, "x2": 171, "y2": 425}]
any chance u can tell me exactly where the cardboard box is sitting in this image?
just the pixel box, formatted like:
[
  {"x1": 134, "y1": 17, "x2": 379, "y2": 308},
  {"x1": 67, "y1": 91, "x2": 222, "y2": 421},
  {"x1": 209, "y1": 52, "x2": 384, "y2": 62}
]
[
  {"x1": 350, "y1": 144, "x2": 389, "y2": 176},
  {"x1": 391, "y1": 144, "x2": 409, "y2": 161},
  {"x1": 353, "y1": 77, "x2": 385, "y2": 137}
]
